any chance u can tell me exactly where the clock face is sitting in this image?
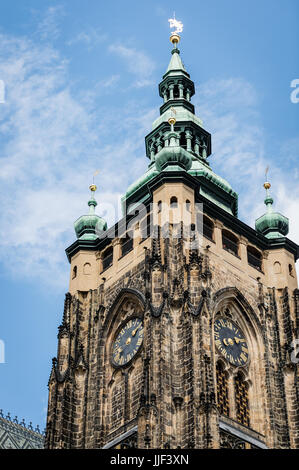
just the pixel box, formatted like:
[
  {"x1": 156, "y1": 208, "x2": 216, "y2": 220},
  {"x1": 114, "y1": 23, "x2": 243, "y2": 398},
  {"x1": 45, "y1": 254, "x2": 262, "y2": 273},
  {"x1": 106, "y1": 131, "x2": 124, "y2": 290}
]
[
  {"x1": 112, "y1": 317, "x2": 144, "y2": 367},
  {"x1": 214, "y1": 317, "x2": 249, "y2": 366}
]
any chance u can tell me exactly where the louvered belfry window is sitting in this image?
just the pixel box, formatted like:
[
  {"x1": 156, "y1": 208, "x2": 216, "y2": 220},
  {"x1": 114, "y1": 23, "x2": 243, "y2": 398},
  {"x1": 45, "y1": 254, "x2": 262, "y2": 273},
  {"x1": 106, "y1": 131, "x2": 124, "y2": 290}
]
[
  {"x1": 234, "y1": 372, "x2": 250, "y2": 426},
  {"x1": 216, "y1": 362, "x2": 230, "y2": 417}
]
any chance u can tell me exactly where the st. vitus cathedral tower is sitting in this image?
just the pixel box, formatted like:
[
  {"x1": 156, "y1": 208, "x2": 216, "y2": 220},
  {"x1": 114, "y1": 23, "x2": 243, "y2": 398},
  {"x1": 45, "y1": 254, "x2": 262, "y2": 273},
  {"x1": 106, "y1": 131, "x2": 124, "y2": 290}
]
[{"x1": 46, "y1": 26, "x2": 299, "y2": 449}]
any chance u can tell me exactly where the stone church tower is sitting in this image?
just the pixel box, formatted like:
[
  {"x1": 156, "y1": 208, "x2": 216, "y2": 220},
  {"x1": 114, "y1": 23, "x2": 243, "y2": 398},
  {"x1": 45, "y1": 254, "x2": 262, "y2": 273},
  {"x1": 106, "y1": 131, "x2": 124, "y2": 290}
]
[{"x1": 46, "y1": 30, "x2": 299, "y2": 449}]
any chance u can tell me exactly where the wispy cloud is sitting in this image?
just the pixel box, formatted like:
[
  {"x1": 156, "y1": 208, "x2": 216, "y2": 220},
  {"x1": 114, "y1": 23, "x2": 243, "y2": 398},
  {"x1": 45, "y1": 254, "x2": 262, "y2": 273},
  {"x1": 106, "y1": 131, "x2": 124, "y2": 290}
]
[
  {"x1": 197, "y1": 77, "x2": 299, "y2": 248},
  {"x1": 109, "y1": 44, "x2": 156, "y2": 88},
  {"x1": 99, "y1": 74, "x2": 120, "y2": 89},
  {"x1": 0, "y1": 31, "x2": 155, "y2": 289},
  {"x1": 67, "y1": 28, "x2": 107, "y2": 49},
  {"x1": 36, "y1": 5, "x2": 65, "y2": 41}
]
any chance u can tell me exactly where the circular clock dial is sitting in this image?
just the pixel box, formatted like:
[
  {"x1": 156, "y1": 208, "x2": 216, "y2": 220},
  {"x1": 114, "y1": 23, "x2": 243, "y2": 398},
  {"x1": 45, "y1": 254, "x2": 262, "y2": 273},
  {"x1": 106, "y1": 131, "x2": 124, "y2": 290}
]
[
  {"x1": 214, "y1": 317, "x2": 249, "y2": 366},
  {"x1": 112, "y1": 317, "x2": 144, "y2": 367}
]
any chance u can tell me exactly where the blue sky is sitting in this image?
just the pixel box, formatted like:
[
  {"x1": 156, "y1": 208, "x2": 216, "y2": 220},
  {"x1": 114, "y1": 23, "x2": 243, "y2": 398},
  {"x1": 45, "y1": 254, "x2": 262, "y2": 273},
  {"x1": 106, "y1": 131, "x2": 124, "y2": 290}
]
[{"x1": 0, "y1": 0, "x2": 298, "y2": 430}]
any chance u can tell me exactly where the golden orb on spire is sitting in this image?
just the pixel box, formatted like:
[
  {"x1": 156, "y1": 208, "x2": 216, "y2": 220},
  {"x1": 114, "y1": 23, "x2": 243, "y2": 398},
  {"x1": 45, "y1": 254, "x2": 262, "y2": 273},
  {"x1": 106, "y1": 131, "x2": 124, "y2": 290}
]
[
  {"x1": 168, "y1": 116, "x2": 176, "y2": 126},
  {"x1": 263, "y1": 182, "x2": 271, "y2": 190},
  {"x1": 89, "y1": 184, "x2": 97, "y2": 192},
  {"x1": 170, "y1": 33, "x2": 181, "y2": 45}
]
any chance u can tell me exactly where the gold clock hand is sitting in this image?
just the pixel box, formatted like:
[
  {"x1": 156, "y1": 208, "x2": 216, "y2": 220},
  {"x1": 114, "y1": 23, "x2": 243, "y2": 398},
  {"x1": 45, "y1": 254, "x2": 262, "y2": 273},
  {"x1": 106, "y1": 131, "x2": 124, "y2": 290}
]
[
  {"x1": 234, "y1": 337, "x2": 246, "y2": 344},
  {"x1": 132, "y1": 324, "x2": 141, "y2": 337}
]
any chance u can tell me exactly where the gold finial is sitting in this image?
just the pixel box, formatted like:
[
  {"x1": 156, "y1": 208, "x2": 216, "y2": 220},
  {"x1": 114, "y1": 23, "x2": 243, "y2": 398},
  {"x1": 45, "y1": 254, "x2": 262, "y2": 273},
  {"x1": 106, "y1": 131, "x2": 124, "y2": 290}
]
[
  {"x1": 168, "y1": 107, "x2": 177, "y2": 126},
  {"x1": 90, "y1": 169, "x2": 100, "y2": 192},
  {"x1": 170, "y1": 33, "x2": 180, "y2": 45},
  {"x1": 264, "y1": 166, "x2": 271, "y2": 190},
  {"x1": 168, "y1": 116, "x2": 176, "y2": 125},
  {"x1": 168, "y1": 15, "x2": 183, "y2": 45}
]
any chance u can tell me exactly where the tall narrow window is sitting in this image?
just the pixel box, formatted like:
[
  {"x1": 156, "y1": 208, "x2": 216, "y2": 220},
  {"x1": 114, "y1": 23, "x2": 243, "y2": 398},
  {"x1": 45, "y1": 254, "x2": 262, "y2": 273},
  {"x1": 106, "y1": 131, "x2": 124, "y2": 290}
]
[
  {"x1": 173, "y1": 84, "x2": 179, "y2": 98},
  {"x1": 180, "y1": 133, "x2": 187, "y2": 149},
  {"x1": 216, "y1": 362, "x2": 230, "y2": 417},
  {"x1": 222, "y1": 230, "x2": 239, "y2": 257},
  {"x1": 72, "y1": 266, "x2": 77, "y2": 279},
  {"x1": 185, "y1": 199, "x2": 191, "y2": 212},
  {"x1": 121, "y1": 234, "x2": 133, "y2": 257},
  {"x1": 203, "y1": 216, "x2": 214, "y2": 241},
  {"x1": 102, "y1": 247, "x2": 113, "y2": 271},
  {"x1": 170, "y1": 196, "x2": 178, "y2": 208},
  {"x1": 140, "y1": 213, "x2": 151, "y2": 241},
  {"x1": 234, "y1": 372, "x2": 250, "y2": 427},
  {"x1": 247, "y1": 246, "x2": 262, "y2": 271}
]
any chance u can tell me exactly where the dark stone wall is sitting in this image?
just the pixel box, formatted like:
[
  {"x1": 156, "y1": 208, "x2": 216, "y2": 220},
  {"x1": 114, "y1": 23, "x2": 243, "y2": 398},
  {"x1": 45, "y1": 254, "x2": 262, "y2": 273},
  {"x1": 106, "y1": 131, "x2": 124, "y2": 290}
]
[{"x1": 46, "y1": 225, "x2": 299, "y2": 449}]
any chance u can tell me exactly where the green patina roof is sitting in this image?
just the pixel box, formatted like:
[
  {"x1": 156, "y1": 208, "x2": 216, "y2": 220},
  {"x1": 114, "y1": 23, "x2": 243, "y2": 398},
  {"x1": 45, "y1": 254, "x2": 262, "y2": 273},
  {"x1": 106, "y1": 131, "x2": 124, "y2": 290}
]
[
  {"x1": 123, "y1": 163, "x2": 159, "y2": 202},
  {"x1": 165, "y1": 48, "x2": 187, "y2": 76},
  {"x1": 152, "y1": 105, "x2": 203, "y2": 132},
  {"x1": 255, "y1": 194, "x2": 289, "y2": 239},
  {"x1": 122, "y1": 155, "x2": 237, "y2": 216},
  {"x1": 188, "y1": 159, "x2": 236, "y2": 196},
  {"x1": 74, "y1": 194, "x2": 107, "y2": 240},
  {"x1": 155, "y1": 144, "x2": 192, "y2": 172}
]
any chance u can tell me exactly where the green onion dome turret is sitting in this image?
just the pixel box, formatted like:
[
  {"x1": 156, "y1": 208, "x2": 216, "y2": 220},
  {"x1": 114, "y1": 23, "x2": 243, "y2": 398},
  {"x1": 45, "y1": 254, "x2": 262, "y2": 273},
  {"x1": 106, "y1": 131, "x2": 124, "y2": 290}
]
[
  {"x1": 155, "y1": 116, "x2": 192, "y2": 172},
  {"x1": 74, "y1": 184, "x2": 107, "y2": 240},
  {"x1": 255, "y1": 182, "x2": 289, "y2": 239}
]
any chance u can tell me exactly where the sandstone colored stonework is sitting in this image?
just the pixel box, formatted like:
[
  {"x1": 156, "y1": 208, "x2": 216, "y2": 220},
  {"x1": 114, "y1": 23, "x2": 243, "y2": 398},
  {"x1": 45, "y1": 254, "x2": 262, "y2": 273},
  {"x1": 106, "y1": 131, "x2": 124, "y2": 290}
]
[{"x1": 46, "y1": 201, "x2": 299, "y2": 449}]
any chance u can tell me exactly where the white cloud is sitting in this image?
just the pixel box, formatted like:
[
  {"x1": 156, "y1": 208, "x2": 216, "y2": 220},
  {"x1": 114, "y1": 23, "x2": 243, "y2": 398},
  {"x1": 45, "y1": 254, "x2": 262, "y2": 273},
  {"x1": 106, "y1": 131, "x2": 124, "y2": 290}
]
[
  {"x1": 67, "y1": 28, "x2": 107, "y2": 48},
  {"x1": 196, "y1": 77, "x2": 299, "y2": 261},
  {"x1": 0, "y1": 32, "x2": 155, "y2": 289},
  {"x1": 98, "y1": 74, "x2": 120, "y2": 89},
  {"x1": 36, "y1": 5, "x2": 65, "y2": 41},
  {"x1": 109, "y1": 44, "x2": 156, "y2": 87}
]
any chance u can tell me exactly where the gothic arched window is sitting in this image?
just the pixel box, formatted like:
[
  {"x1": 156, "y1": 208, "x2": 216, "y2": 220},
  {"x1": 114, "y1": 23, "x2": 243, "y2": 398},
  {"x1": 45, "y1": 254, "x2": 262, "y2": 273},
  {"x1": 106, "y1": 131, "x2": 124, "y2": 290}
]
[
  {"x1": 216, "y1": 361, "x2": 230, "y2": 417},
  {"x1": 234, "y1": 372, "x2": 250, "y2": 427},
  {"x1": 247, "y1": 245, "x2": 262, "y2": 271},
  {"x1": 222, "y1": 230, "x2": 239, "y2": 257}
]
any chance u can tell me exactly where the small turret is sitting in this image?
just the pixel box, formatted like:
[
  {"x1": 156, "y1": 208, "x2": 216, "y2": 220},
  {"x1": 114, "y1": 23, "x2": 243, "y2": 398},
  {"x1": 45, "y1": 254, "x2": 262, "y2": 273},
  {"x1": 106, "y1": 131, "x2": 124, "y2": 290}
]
[
  {"x1": 74, "y1": 183, "x2": 107, "y2": 240},
  {"x1": 158, "y1": 32, "x2": 195, "y2": 116},
  {"x1": 255, "y1": 181, "x2": 289, "y2": 239},
  {"x1": 155, "y1": 112, "x2": 192, "y2": 172}
]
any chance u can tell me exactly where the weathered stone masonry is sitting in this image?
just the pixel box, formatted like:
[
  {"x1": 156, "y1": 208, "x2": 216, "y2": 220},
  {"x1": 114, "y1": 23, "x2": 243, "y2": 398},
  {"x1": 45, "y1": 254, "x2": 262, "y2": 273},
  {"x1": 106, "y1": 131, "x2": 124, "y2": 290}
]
[{"x1": 46, "y1": 29, "x2": 299, "y2": 449}]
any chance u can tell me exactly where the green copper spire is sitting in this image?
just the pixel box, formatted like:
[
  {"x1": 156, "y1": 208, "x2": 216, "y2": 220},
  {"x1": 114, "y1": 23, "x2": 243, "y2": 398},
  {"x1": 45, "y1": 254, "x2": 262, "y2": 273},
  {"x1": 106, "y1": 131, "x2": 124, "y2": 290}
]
[
  {"x1": 74, "y1": 184, "x2": 107, "y2": 240},
  {"x1": 165, "y1": 47, "x2": 187, "y2": 75},
  {"x1": 122, "y1": 21, "x2": 238, "y2": 217},
  {"x1": 158, "y1": 36, "x2": 195, "y2": 116},
  {"x1": 255, "y1": 181, "x2": 289, "y2": 239}
]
